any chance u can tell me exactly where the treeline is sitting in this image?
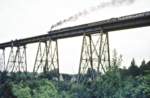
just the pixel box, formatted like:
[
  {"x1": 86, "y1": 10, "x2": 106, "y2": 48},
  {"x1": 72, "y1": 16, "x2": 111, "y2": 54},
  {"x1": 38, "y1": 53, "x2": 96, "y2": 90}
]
[
  {"x1": 0, "y1": 59, "x2": 150, "y2": 98},
  {"x1": 120, "y1": 59, "x2": 150, "y2": 77},
  {"x1": 56, "y1": 59, "x2": 150, "y2": 98}
]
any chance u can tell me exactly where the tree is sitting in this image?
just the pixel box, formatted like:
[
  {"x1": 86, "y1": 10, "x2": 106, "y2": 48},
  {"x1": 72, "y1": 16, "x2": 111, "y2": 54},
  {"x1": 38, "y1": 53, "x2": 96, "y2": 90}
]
[
  {"x1": 30, "y1": 79, "x2": 59, "y2": 98},
  {"x1": 62, "y1": 74, "x2": 72, "y2": 81},
  {"x1": 88, "y1": 66, "x2": 148, "y2": 98},
  {"x1": 0, "y1": 71, "x2": 9, "y2": 84},
  {"x1": 12, "y1": 83, "x2": 32, "y2": 98},
  {"x1": 111, "y1": 49, "x2": 123, "y2": 67},
  {"x1": 128, "y1": 58, "x2": 140, "y2": 76},
  {"x1": 69, "y1": 83, "x2": 89, "y2": 98},
  {"x1": 0, "y1": 82, "x2": 15, "y2": 98},
  {"x1": 140, "y1": 59, "x2": 146, "y2": 75},
  {"x1": 140, "y1": 60, "x2": 150, "y2": 75},
  {"x1": 143, "y1": 74, "x2": 150, "y2": 98}
]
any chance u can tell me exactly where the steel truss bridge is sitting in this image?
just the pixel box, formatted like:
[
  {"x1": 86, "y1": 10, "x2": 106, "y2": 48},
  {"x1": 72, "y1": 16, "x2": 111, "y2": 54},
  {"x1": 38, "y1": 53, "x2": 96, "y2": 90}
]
[{"x1": 0, "y1": 11, "x2": 150, "y2": 81}]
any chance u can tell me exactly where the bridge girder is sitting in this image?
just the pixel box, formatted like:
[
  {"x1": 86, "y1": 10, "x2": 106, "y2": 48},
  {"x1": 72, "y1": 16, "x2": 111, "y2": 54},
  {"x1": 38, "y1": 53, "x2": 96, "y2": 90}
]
[{"x1": 0, "y1": 11, "x2": 150, "y2": 49}]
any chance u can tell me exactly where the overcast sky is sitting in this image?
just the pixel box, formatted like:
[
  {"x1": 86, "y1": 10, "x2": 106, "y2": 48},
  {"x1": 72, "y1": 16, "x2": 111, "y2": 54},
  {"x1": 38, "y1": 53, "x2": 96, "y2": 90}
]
[{"x1": 0, "y1": 0, "x2": 150, "y2": 74}]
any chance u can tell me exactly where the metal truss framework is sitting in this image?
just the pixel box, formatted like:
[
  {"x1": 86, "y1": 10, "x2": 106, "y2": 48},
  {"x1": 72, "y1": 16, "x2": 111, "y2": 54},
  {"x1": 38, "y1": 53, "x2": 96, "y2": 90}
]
[
  {"x1": 33, "y1": 39, "x2": 59, "y2": 77},
  {"x1": 78, "y1": 31, "x2": 110, "y2": 82},
  {"x1": 5, "y1": 45, "x2": 27, "y2": 72},
  {"x1": 0, "y1": 49, "x2": 5, "y2": 71}
]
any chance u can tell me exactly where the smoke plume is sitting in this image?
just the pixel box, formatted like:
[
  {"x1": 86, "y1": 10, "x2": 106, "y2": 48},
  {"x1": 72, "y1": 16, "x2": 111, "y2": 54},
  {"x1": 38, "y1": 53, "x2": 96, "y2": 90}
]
[{"x1": 50, "y1": 0, "x2": 135, "y2": 30}]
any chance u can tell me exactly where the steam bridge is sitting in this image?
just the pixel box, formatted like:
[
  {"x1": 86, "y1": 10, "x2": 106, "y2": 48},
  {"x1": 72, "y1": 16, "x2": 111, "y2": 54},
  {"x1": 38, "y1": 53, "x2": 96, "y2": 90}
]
[{"x1": 0, "y1": 11, "x2": 150, "y2": 81}]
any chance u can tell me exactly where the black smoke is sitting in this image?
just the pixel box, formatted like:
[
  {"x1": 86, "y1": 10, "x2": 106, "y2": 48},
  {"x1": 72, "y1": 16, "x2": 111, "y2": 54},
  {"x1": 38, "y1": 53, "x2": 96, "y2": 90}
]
[{"x1": 50, "y1": 0, "x2": 136, "y2": 30}]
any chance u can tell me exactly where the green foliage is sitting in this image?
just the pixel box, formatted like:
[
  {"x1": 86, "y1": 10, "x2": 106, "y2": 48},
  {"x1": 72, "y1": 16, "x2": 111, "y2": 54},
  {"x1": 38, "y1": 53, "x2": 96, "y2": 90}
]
[
  {"x1": 0, "y1": 58, "x2": 150, "y2": 98},
  {"x1": 140, "y1": 61, "x2": 150, "y2": 75},
  {"x1": 31, "y1": 79, "x2": 59, "y2": 98},
  {"x1": 0, "y1": 76, "x2": 59, "y2": 98},
  {"x1": 12, "y1": 83, "x2": 32, "y2": 98},
  {"x1": 57, "y1": 59, "x2": 150, "y2": 98},
  {"x1": 59, "y1": 91, "x2": 73, "y2": 98},
  {"x1": 68, "y1": 83, "x2": 88, "y2": 98},
  {"x1": 128, "y1": 58, "x2": 140, "y2": 76},
  {"x1": 144, "y1": 74, "x2": 150, "y2": 97},
  {"x1": 0, "y1": 82, "x2": 15, "y2": 98}
]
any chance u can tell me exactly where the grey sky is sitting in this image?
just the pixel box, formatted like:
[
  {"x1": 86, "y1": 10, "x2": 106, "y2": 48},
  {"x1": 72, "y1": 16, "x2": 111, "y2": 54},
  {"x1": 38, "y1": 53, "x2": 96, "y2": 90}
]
[{"x1": 0, "y1": 0, "x2": 150, "y2": 74}]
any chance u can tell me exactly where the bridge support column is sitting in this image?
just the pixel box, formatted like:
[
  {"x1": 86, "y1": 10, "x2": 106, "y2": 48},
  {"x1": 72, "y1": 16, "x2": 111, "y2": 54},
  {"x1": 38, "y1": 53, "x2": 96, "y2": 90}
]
[
  {"x1": 0, "y1": 48, "x2": 5, "y2": 71},
  {"x1": 78, "y1": 31, "x2": 110, "y2": 82},
  {"x1": 6, "y1": 45, "x2": 27, "y2": 72},
  {"x1": 33, "y1": 39, "x2": 59, "y2": 79}
]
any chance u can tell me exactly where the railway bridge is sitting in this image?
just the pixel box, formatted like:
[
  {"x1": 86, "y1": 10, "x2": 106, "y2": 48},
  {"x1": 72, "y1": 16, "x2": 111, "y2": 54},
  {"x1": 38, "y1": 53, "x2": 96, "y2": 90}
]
[{"x1": 0, "y1": 11, "x2": 150, "y2": 81}]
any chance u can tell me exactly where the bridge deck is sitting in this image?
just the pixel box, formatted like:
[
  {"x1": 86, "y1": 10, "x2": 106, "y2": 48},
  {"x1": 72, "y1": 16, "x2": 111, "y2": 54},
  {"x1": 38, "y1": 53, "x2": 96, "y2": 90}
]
[{"x1": 0, "y1": 11, "x2": 150, "y2": 49}]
